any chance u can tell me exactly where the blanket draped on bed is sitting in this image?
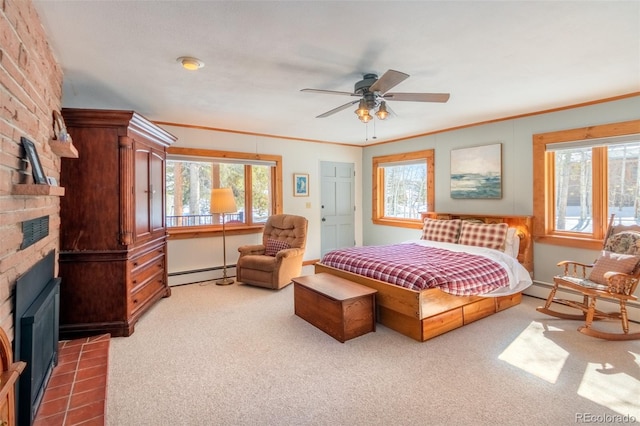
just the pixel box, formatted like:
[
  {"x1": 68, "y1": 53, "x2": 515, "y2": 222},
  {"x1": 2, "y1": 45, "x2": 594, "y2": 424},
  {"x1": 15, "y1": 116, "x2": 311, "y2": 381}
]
[{"x1": 320, "y1": 243, "x2": 510, "y2": 295}]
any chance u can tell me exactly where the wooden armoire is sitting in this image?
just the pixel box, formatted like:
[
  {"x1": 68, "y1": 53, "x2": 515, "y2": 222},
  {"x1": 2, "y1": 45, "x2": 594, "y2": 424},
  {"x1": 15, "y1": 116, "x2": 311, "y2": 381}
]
[{"x1": 58, "y1": 108, "x2": 176, "y2": 338}]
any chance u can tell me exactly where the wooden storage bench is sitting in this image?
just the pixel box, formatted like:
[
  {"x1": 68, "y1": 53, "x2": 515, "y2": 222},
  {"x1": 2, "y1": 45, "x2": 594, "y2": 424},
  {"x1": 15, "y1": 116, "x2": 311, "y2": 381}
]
[{"x1": 293, "y1": 273, "x2": 377, "y2": 342}]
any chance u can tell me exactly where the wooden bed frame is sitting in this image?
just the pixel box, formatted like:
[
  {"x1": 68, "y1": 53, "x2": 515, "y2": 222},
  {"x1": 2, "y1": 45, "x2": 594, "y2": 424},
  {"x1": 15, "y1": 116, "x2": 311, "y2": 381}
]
[{"x1": 314, "y1": 213, "x2": 534, "y2": 342}]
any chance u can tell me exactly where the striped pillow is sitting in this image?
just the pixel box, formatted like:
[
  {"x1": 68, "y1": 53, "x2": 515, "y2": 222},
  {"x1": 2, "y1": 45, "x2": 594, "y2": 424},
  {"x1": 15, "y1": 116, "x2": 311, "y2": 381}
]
[
  {"x1": 458, "y1": 221, "x2": 508, "y2": 250},
  {"x1": 421, "y1": 218, "x2": 461, "y2": 243},
  {"x1": 588, "y1": 250, "x2": 640, "y2": 285}
]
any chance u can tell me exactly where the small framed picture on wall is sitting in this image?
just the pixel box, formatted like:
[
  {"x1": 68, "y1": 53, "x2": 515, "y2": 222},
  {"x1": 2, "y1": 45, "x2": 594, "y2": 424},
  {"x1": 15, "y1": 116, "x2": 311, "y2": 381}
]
[
  {"x1": 293, "y1": 173, "x2": 309, "y2": 197},
  {"x1": 21, "y1": 137, "x2": 47, "y2": 184}
]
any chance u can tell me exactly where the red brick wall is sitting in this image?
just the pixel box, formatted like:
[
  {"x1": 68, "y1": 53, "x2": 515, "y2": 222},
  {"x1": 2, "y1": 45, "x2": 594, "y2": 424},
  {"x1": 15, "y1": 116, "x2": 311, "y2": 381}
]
[{"x1": 0, "y1": 0, "x2": 63, "y2": 339}]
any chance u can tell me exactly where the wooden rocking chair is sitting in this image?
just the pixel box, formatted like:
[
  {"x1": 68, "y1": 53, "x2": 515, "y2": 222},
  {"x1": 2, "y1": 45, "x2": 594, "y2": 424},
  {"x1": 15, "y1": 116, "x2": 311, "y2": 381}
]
[{"x1": 537, "y1": 215, "x2": 640, "y2": 340}]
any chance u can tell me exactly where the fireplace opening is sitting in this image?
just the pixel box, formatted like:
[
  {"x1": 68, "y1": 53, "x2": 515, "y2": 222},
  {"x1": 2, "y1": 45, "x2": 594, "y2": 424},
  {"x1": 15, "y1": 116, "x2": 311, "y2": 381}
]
[{"x1": 14, "y1": 250, "x2": 60, "y2": 426}]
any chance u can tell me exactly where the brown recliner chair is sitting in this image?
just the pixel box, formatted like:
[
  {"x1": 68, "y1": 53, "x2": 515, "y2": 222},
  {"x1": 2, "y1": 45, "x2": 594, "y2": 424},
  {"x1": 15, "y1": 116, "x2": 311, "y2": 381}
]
[{"x1": 236, "y1": 214, "x2": 308, "y2": 289}]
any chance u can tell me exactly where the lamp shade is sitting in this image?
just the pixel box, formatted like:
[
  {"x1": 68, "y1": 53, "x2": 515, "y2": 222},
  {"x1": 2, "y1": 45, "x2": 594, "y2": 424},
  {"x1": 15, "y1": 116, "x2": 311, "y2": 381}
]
[{"x1": 210, "y1": 188, "x2": 237, "y2": 214}]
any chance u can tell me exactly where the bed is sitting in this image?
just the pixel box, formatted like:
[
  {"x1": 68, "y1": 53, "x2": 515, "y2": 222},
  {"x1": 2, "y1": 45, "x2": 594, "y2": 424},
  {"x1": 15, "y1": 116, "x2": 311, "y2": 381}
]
[{"x1": 314, "y1": 213, "x2": 534, "y2": 341}]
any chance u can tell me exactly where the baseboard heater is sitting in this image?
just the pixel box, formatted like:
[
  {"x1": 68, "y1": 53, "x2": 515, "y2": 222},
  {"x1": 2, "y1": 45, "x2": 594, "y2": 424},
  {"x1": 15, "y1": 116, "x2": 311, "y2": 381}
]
[
  {"x1": 168, "y1": 264, "x2": 237, "y2": 277},
  {"x1": 168, "y1": 264, "x2": 237, "y2": 286}
]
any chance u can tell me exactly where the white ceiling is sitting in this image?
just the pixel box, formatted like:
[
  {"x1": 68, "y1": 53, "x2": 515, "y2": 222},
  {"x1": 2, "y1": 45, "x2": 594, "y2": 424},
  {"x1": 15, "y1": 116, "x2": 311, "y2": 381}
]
[{"x1": 33, "y1": 1, "x2": 639, "y2": 146}]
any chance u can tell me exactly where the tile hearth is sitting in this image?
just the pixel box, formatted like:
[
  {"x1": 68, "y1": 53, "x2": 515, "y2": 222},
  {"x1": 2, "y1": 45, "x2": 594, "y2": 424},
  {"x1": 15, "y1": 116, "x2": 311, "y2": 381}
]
[{"x1": 33, "y1": 334, "x2": 110, "y2": 426}]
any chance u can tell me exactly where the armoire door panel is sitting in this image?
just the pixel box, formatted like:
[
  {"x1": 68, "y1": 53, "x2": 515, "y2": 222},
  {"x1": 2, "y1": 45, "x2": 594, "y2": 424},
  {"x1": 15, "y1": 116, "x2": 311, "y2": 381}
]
[
  {"x1": 135, "y1": 148, "x2": 151, "y2": 239},
  {"x1": 150, "y1": 151, "x2": 165, "y2": 232}
]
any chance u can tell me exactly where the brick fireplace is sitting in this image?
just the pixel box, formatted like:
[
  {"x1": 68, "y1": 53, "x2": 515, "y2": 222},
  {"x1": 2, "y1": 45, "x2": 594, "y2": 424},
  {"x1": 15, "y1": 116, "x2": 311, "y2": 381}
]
[{"x1": 0, "y1": 0, "x2": 65, "y2": 416}]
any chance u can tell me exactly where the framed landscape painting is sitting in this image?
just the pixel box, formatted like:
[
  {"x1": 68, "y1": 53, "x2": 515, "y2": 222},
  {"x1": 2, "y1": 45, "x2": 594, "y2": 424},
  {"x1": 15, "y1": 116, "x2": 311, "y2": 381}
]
[{"x1": 450, "y1": 143, "x2": 502, "y2": 199}]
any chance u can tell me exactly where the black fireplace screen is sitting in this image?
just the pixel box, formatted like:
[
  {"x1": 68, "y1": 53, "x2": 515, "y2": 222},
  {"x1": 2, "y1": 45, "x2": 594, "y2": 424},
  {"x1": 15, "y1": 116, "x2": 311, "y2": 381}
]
[{"x1": 14, "y1": 250, "x2": 60, "y2": 425}]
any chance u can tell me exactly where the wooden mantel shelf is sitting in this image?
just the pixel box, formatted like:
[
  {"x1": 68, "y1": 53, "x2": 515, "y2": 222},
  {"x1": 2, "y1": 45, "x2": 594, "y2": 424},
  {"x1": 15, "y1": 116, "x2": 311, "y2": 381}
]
[
  {"x1": 49, "y1": 139, "x2": 79, "y2": 158},
  {"x1": 12, "y1": 184, "x2": 65, "y2": 196}
]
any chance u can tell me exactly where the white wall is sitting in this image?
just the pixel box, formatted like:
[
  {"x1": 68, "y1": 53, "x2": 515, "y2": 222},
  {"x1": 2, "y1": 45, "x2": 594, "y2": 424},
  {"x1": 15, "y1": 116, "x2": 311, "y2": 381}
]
[
  {"x1": 159, "y1": 125, "x2": 362, "y2": 284},
  {"x1": 361, "y1": 119, "x2": 533, "y2": 245},
  {"x1": 362, "y1": 95, "x2": 640, "y2": 318}
]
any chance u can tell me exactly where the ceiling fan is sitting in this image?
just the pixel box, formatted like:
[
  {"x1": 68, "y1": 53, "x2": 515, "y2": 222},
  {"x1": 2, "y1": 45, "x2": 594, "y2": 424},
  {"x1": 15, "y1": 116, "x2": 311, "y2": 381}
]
[{"x1": 301, "y1": 69, "x2": 450, "y2": 123}]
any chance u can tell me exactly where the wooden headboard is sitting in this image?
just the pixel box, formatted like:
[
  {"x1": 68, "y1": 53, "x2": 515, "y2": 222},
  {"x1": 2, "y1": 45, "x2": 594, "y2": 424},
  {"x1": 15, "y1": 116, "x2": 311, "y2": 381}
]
[{"x1": 421, "y1": 212, "x2": 534, "y2": 276}]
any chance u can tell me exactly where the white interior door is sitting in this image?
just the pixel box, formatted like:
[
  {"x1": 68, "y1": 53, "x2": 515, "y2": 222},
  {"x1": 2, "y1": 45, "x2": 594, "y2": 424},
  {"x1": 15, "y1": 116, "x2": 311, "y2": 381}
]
[{"x1": 320, "y1": 161, "x2": 355, "y2": 257}]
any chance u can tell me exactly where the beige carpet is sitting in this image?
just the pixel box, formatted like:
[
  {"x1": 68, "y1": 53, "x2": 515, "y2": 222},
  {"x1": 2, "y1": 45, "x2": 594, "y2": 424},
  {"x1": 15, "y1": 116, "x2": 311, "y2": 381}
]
[{"x1": 107, "y1": 281, "x2": 640, "y2": 426}]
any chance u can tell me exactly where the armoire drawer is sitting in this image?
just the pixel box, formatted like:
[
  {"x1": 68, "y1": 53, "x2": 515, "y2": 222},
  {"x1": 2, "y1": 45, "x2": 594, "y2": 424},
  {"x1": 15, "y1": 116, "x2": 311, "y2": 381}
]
[
  {"x1": 130, "y1": 254, "x2": 165, "y2": 293},
  {"x1": 130, "y1": 245, "x2": 165, "y2": 273},
  {"x1": 130, "y1": 270, "x2": 165, "y2": 315}
]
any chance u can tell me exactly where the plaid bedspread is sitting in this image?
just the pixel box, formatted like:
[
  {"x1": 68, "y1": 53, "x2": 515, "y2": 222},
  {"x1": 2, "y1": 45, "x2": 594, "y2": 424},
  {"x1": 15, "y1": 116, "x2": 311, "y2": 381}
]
[{"x1": 320, "y1": 243, "x2": 509, "y2": 295}]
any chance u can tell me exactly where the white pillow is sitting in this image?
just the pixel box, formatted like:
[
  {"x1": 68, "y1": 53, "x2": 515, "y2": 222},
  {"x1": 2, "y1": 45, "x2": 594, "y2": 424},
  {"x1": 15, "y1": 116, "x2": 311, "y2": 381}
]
[{"x1": 503, "y1": 228, "x2": 520, "y2": 258}]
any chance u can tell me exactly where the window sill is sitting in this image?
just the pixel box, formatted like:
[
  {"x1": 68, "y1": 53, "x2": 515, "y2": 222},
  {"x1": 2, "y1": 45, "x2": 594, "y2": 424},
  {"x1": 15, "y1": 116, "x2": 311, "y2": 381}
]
[
  {"x1": 372, "y1": 217, "x2": 423, "y2": 229},
  {"x1": 533, "y1": 234, "x2": 603, "y2": 250},
  {"x1": 168, "y1": 225, "x2": 264, "y2": 240}
]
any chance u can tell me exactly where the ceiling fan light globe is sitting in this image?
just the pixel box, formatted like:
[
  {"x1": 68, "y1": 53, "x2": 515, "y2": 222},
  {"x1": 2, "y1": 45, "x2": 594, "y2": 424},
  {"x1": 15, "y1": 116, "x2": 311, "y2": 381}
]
[
  {"x1": 359, "y1": 113, "x2": 372, "y2": 123},
  {"x1": 355, "y1": 108, "x2": 369, "y2": 118},
  {"x1": 376, "y1": 101, "x2": 389, "y2": 120},
  {"x1": 355, "y1": 100, "x2": 369, "y2": 117}
]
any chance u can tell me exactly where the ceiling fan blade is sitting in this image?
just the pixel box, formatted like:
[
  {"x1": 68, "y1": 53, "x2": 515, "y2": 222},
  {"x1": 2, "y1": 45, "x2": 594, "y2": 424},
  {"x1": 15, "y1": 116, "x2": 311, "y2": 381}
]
[
  {"x1": 383, "y1": 92, "x2": 450, "y2": 103},
  {"x1": 369, "y1": 69, "x2": 409, "y2": 94},
  {"x1": 301, "y1": 88, "x2": 356, "y2": 96},
  {"x1": 316, "y1": 100, "x2": 359, "y2": 118}
]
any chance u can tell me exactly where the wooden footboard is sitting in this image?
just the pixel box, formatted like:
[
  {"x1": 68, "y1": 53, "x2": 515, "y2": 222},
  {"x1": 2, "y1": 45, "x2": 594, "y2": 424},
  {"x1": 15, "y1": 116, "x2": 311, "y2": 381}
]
[{"x1": 314, "y1": 262, "x2": 522, "y2": 341}]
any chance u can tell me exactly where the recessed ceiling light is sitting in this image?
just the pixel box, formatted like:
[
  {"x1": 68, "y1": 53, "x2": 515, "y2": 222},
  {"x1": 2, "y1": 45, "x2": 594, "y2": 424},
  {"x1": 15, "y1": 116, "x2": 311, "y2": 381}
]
[{"x1": 177, "y1": 56, "x2": 204, "y2": 71}]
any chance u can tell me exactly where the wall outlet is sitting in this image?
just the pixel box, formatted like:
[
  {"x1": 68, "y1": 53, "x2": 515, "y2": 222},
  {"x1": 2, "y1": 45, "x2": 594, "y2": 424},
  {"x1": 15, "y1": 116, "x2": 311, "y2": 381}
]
[{"x1": 305, "y1": 202, "x2": 311, "y2": 208}]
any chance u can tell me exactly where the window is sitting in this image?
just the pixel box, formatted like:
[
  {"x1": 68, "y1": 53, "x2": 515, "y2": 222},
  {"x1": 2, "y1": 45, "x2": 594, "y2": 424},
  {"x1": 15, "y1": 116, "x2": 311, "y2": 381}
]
[
  {"x1": 533, "y1": 120, "x2": 640, "y2": 249},
  {"x1": 166, "y1": 147, "x2": 282, "y2": 238},
  {"x1": 372, "y1": 150, "x2": 435, "y2": 228}
]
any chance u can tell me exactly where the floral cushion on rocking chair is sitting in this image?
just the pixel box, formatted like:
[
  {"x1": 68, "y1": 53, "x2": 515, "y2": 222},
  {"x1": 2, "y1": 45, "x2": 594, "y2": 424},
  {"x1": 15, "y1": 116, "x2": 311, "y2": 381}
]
[{"x1": 604, "y1": 231, "x2": 640, "y2": 256}]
